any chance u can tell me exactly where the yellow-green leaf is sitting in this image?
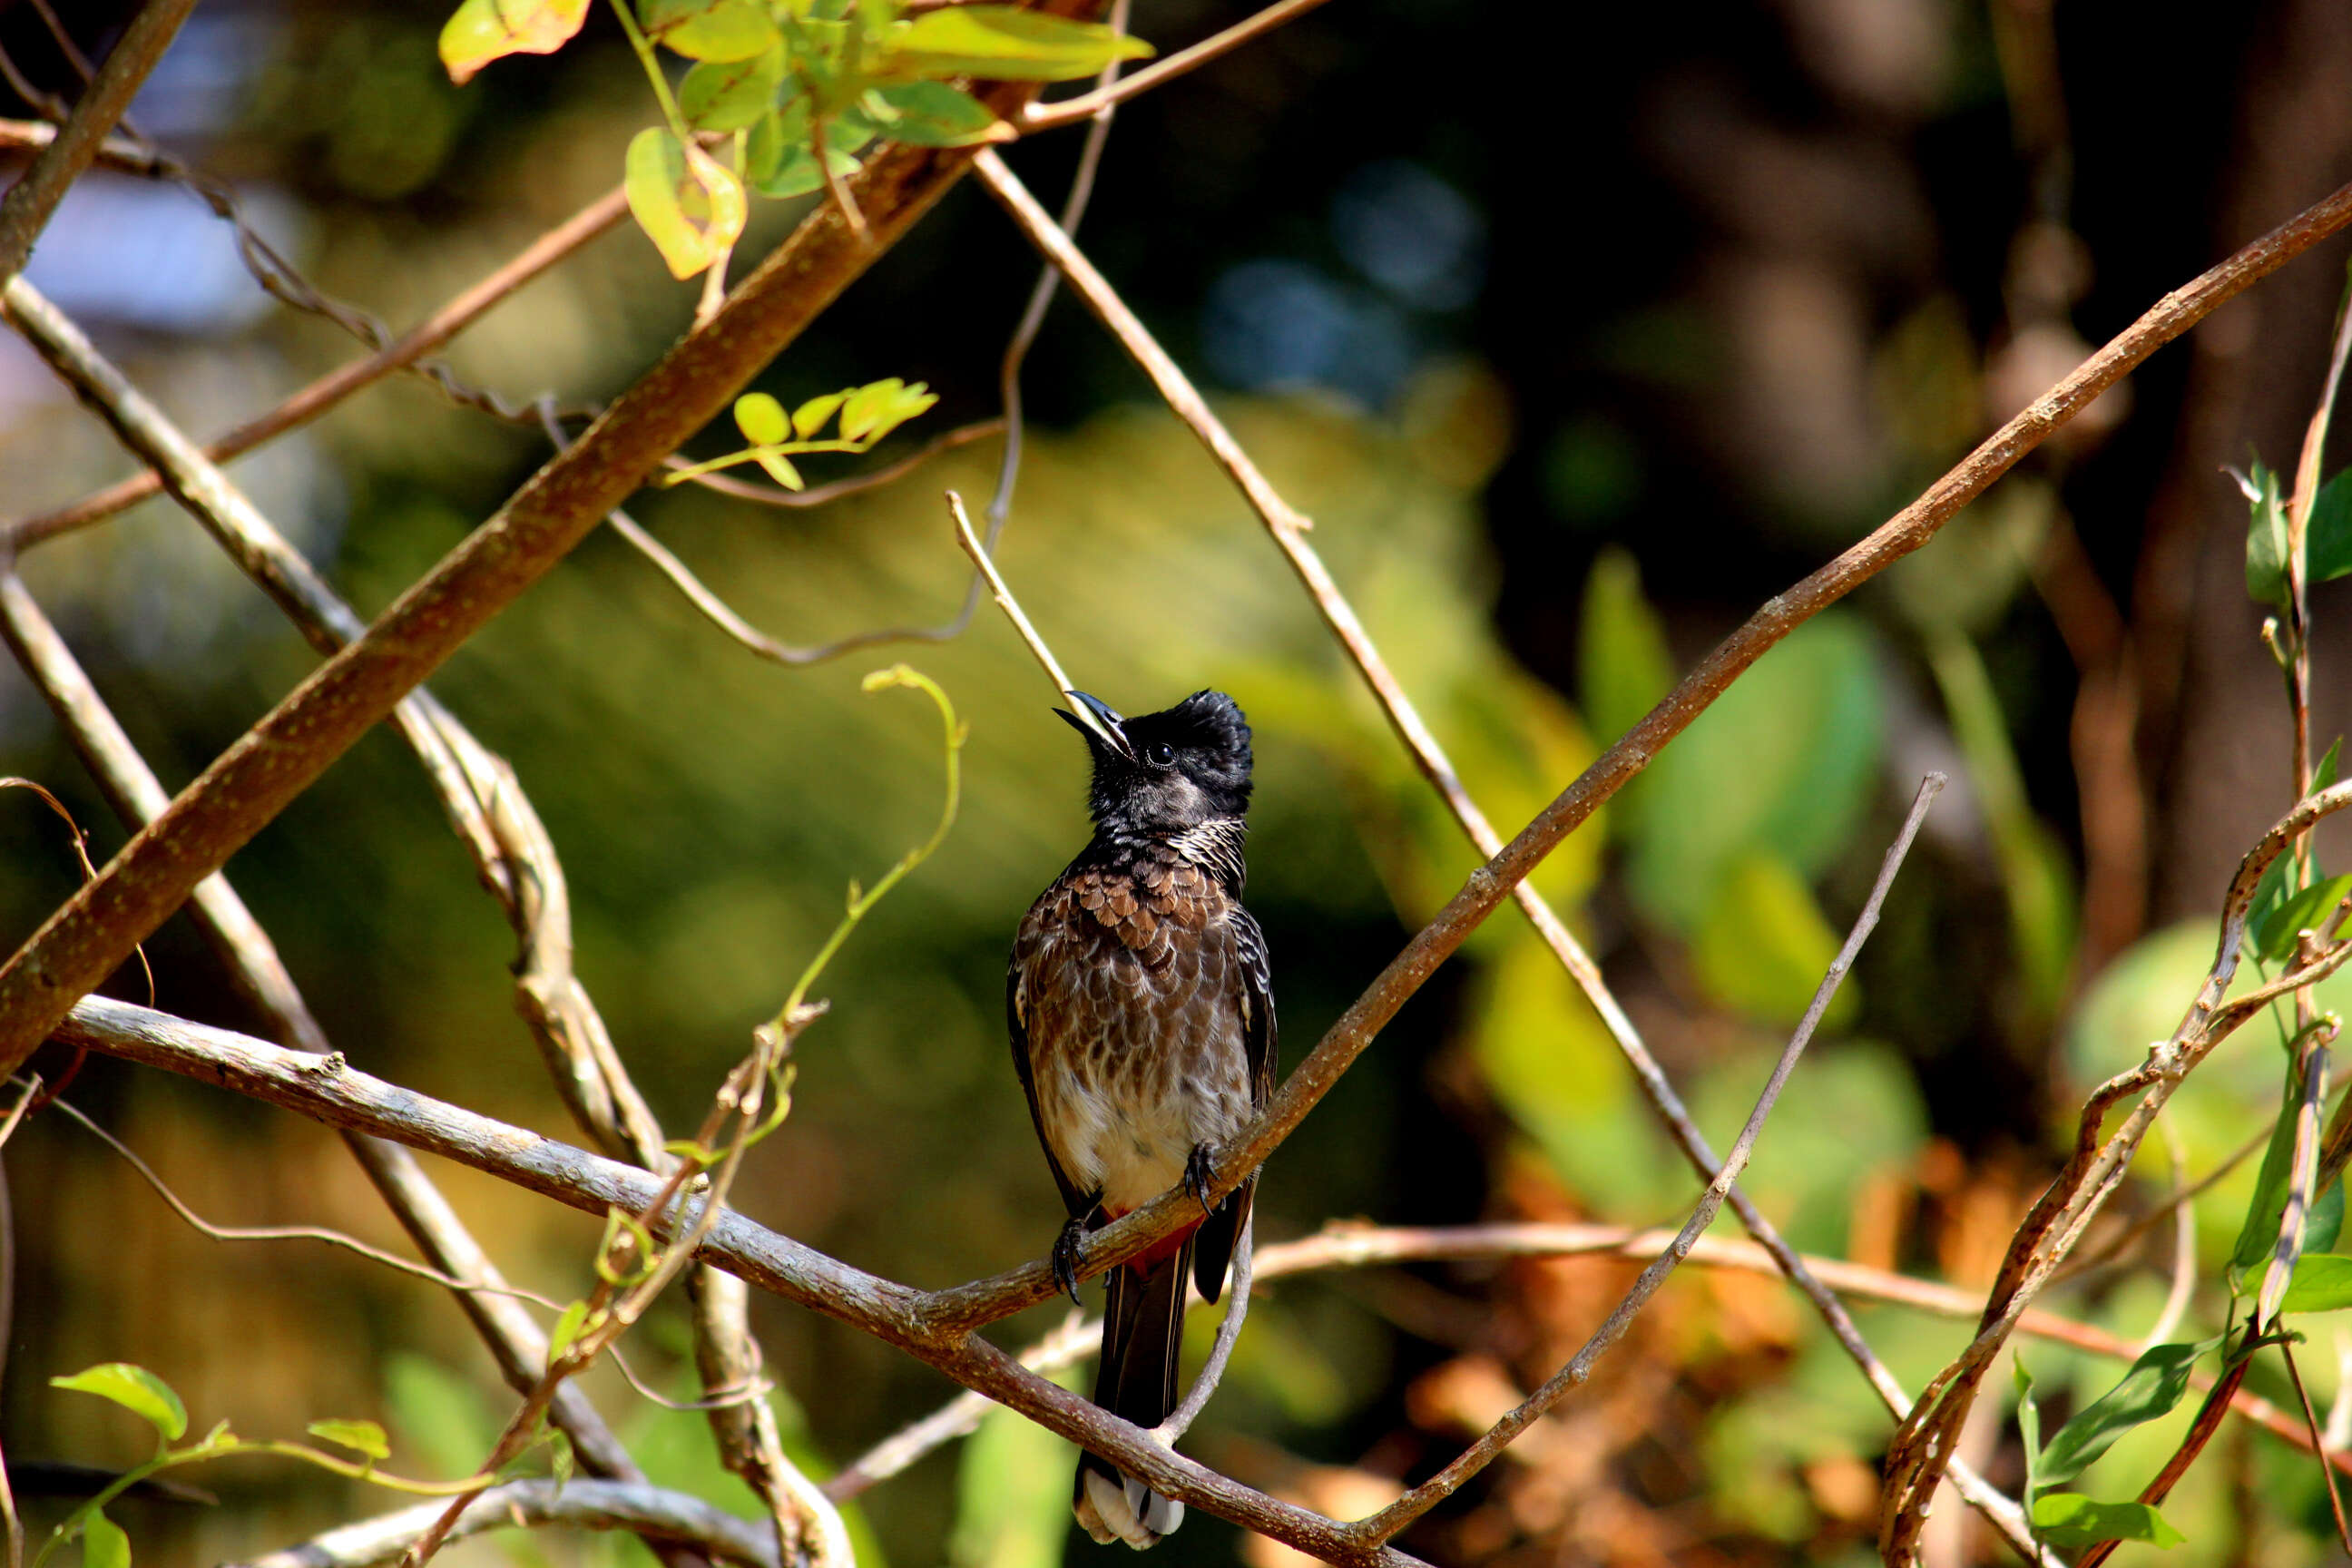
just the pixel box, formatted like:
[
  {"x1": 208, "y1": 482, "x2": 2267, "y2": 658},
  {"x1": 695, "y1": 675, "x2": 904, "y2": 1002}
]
[
  {"x1": 83, "y1": 1508, "x2": 131, "y2": 1568},
  {"x1": 735, "y1": 392, "x2": 789, "y2": 446},
  {"x1": 885, "y1": 6, "x2": 1152, "y2": 81},
  {"x1": 757, "y1": 451, "x2": 805, "y2": 491},
  {"x1": 439, "y1": 0, "x2": 590, "y2": 84},
  {"x1": 1690, "y1": 851, "x2": 1856, "y2": 1029},
  {"x1": 307, "y1": 1417, "x2": 392, "y2": 1461},
  {"x1": 638, "y1": 0, "x2": 779, "y2": 61},
  {"x1": 679, "y1": 44, "x2": 786, "y2": 132},
  {"x1": 792, "y1": 391, "x2": 847, "y2": 439},
  {"x1": 624, "y1": 127, "x2": 747, "y2": 279},
  {"x1": 51, "y1": 1364, "x2": 187, "y2": 1442},
  {"x1": 547, "y1": 1300, "x2": 591, "y2": 1369}
]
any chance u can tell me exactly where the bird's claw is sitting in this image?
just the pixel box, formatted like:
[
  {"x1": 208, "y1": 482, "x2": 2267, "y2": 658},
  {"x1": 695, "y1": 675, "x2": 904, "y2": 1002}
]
[
  {"x1": 1053, "y1": 1218, "x2": 1087, "y2": 1308},
  {"x1": 1184, "y1": 1145, "x2": 1217, "y2": 1218}
]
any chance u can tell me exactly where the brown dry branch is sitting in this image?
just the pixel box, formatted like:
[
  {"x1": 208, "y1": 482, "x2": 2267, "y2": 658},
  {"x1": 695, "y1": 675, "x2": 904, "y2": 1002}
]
[
  {"x1": 0, "y1": 0, "x2": 194, "y2": 282},
  {"x1": 3, "y1": 185, "x2": 631, "y2": 553},
  {"x1": 0, "y1": 21, "x2": 1115, "y2": 1069},
  {"x1": 1357, "y1": 772, "x2": 1945, "y2": 1543},
  {"x1": 1019, "y1": 0, "x2": 1339, "y2": 130},
  {"x1": 0, "y1": 118, "x2": 167, "y2": 176},
  {"x1": 1881, "y1": 780, "x2": 2352, "y2": 1562},
  {"x1": 0, "y1": 568, "x2": 713, "y2": 1567},
  {"x1": 233, "y1": 1479, "x2": 781, "y2": 1568},
  {"x1": 969, "y1": 147, "x2": 2352, "y2": 1559},
  {"x1": 54, "y1": 996, "x2": 1427, "y2": 1568}
]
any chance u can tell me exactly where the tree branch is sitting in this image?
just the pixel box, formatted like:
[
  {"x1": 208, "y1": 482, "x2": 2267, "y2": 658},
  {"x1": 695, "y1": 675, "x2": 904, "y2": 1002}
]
[
  {"x1": 231, "y1": 1479, "x2": 779, "y2": 1568},
  {"x1": 1019, "y1": 0, "x2": 1340, "y2": 131},
  {"x1": 0, "y1": 0, "x2": 196, "y2": 281}
]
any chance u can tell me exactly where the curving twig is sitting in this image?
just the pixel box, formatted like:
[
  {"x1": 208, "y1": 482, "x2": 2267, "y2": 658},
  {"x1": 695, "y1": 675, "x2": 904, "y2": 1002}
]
[
  {"x1": 233, "y1": 1478, "x2": 779, "y2": 1568},
  {"x1": 1020, "y1": 0, "x2": 1340, "y2": 131}
]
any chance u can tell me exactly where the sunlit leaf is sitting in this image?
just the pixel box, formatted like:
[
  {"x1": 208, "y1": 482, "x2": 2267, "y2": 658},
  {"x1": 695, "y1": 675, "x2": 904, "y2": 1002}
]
[
  {"x1": 83, "y1": 1508, "x2": 131, "y2": 1568},
  {"x1": 748, "y1": 136, "x2": 858, "y2": 200},
  {"x1": 1689, "y1": 850, "x2": 1855, "y2": 1028},
  {"x1": 639, "y1": 0, "x2": 779, "y2": 61},
  {"x1": 307, "y1": 1417, "x2": 392, "y2": 1461},
  {"x1": 735, "y1": 393, "x2": 789, "y2": 446},
  {"x1": 2246, "y1": 458, "x2": 2290, "y2": 610},
  {"x1": 439, "y1": 0, "x2": 590, "y2": 84},
  {"x1": 758, "y1": 451, "x2": 805, "y2": 490},
  {"x1": 2031, "y1": 1493, "x2": 2186, "y2": 1549},
  {"x1": 2316, "y1": 735, "x2": 2344, "y2": 793},
  {"x1": 886, "y1": 6, "x2": 1152, "y2": 80},
  {"x1": 948, "y1": 1365, "x2": 1083, "y2": 1568},
  {"x1": 2014, "y1": 1359, "x2": 2042, "y2": 1501},
  {"x1": 51, "y1": 1364, "x2": 187, "y2": 1442},
  {"x1": 547, "y1": 1300, "x2": 591, "y2": 1369},
  {"x1": 2310, "y1": 466, "x2": 2352, "y2": 583},
  {"x1": 2282, "y1": 1251, "x2": 2352, "y2": 1313},
  {"x1": 792, "y1": 391, "x2": 847, "y2": 438},
  {"x1": 2036, "y1": 1339, "x2": 2212, "y2": 1489},
  {"x1": 1576, "y1": 544, "x2": 1674, "y2": 756},
  {"x1": 867, "y1": 81, "x2": 1004, "y2": 146},
  {"x1": 679, "y1": 44, "x2": 786, "y2": 132},
  {"x1": 624, "y1": 128, "x2": 747, "y2": 279},
  {"x1": 840, "y1": 377, "x2": 936, "y2": 442}
]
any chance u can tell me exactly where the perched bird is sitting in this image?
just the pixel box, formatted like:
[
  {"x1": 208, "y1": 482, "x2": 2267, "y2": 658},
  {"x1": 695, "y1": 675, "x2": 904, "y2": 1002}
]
[{"x1": 1008, "y1": 689, "x2": 1275, "y2": 1549}]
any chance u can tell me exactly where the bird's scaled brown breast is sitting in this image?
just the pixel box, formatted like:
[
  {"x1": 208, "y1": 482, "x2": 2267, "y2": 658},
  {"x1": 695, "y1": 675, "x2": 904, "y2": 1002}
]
[{"x1": 1013, "y1": 846, "x2": 1255, "y2": 1214}]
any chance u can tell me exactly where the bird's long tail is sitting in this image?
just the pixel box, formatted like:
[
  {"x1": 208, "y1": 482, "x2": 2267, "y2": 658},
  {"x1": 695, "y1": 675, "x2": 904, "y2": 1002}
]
[{"x1": 1073, "y1": 1235, "x2": 1193, "y2": 1548}]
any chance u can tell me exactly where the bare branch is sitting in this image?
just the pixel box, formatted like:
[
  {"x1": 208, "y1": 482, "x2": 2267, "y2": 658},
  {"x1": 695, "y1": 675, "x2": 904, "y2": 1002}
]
[
  {"x1": 232, "y1": 1479, "x2": 780, "y2": 1568},
  {"x1": 0, "y1": 0, "x2": 196, "y2": 281},
  {"x1": 57, "y1": 996, "x2": 1428, "y2": 1568},
  {"x1": 3, "y1": 185, "x2": 630, "y2": 554},
  {"x1": 1019, "y1": 0, "x2": 1341, "y2": 131},
  {"x1": 1356, "y1": 774, "x2": 1947, "y2": 1544}
]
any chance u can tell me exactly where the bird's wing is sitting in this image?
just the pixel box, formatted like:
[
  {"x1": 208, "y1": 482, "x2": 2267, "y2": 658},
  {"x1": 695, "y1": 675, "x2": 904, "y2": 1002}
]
[
  {"x1": 1009, "y1": 907, "x2": 1093, "y2": 1220},
  {"x1": 1194, "y1": 903, "x2": 1275, "y2": 1304}
]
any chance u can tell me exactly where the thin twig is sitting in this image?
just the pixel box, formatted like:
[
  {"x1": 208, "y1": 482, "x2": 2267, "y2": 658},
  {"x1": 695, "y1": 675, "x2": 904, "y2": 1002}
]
[
  {"x1": 232, "y1": 1478, "x2": 780, "y2": 1568},
  {"x1": 0, "y1": 0, "x2": 196, "y2": 281},
  {"x1": 1160, "y1": 1214, "x2": 1251, "y2": 1443},
  {"x1": 1356, "y1": 773, "x2": 1945, "y2": 1543},
  {"x1": 3, "y1": 185, "x2": 631, "y2": 554},
  {"x1": 1020, "y1": 0, "x2": 1341, "y2": 131}
]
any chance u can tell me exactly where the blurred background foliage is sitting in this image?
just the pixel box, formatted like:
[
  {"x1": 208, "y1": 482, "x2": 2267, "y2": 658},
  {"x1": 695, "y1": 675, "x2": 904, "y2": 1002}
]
[{"x1": 5, "y1": 0, "x2": 2352, "y2": 1564}]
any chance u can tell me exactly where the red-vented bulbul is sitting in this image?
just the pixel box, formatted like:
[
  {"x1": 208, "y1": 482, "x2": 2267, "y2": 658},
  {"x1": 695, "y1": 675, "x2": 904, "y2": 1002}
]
[{"x1": 1009, "y1": 689, "x2": 1274, "y2": 1549}]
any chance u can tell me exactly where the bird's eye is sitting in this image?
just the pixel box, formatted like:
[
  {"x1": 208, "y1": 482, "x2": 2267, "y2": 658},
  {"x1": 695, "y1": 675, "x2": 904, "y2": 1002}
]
[{"x1": 1147, "y1": 742, "x2": 1176, "y2": 767}]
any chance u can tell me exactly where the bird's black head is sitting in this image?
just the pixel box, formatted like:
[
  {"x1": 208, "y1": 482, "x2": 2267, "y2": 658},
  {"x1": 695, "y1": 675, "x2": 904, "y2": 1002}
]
[{"x1": 1057, "y1": 690, "x2": 1254, "y2": 840}]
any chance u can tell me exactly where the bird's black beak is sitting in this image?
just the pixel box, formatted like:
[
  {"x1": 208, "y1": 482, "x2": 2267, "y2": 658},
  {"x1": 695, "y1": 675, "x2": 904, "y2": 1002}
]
[{"x1": 1058, "y1": 691, "x2": 1133, "y2": 760}]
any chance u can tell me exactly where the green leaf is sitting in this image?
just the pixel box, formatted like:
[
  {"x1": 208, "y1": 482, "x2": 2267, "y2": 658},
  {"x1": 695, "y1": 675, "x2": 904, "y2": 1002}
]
[
  {"x1": 1576, "y1": 545, "x2": 1675, "y2": 752},
  {"x1": 2282, "y1": 1250, "x2": 2352, "y2": 1312},
  {"x1": 757, "y1": 451, "x2": 805, "y2": 491},
  {"x1": 439, "y1": 0, "x2": 590, "y2": 84},
  {"x1": 679, "y1": 44, "x2": 786, "y2": 132},
  {"x1": 547, "y1": 1300, "x2": 591, "y2": 1370},
  {"x1": 623, "y1": 127, "x2": 747, "y2": 279},
  {"x1": 547, "y1": 1427, "x2": 575, "y2": 1493},
  {"x1": 2318, "y1": 736, "x2": 2346, "y2": 795},
  {"x1": 2248, "y1": 851, "x2": 2297, "y2": 961},
  {"x1": 885, "y1": 6, "x2": 1153, "y2": 81},
  {"x1": 2255, "y1": 873, "x2": 2352, "y2": 963},
  {"x1": 2245, "y1": 459, "x2": 2290, "y2": 610},
  {"x1": 949, "y1": 1362, "x2": 1088, "y2": 1568},
  {"x1": 83, "y1": 1507, "x2": 132, "y2": 1568},
  {"x1": 307, "y1": 1417, "x2": 391, "y2": 1461},
  {"x1": 638, "y1": 0, "x2": 779, "y2": 61},
  {"x1": 866, "y1": 81, "x2": 1002, "y2": 146},
  {"x1": 51, "y1": 1364, "x2": 187, "y2": 1442},
  {"x1": 838, "y1": 377, "x2": 936, "y2": 443},
  {"x1": 2014, "y1": 1360, "x2": 2042, "y2": 1502},
  {"x1": 2030, "y1": 1493, "x2": 2186, "y2": 1550},
  {"x1": 747, "y1": 136, "x2": 857, "y2": 200},
  {"x1": 2314, "y1": 1177, "x2": 2346, "y2": 1254},
  {"x1": 1689, "y1": 851, "x2": 1856, "y2": 1028},
  {"x1": 2233, "y1": 1053, "x2": 2313, "y2": 1281},
  {"x1": 734, "y1": 392, "x2": 789, "y2": 446},
  {"x1": 2310, "y1": 466, "x2": 2352, "y2": 583},
  {"x1": 791, "y1": 391, "x2": 847, "y2": 439},
  {"x1": 2036, "y1": 1339, "x2": 2211, "y2": 1489}
]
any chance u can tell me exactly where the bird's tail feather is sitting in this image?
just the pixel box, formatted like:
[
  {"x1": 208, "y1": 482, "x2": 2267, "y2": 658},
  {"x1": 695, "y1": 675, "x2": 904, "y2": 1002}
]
[{"x1": 1073, "y1": 1237, "x2": 1192, "y2": 1548}]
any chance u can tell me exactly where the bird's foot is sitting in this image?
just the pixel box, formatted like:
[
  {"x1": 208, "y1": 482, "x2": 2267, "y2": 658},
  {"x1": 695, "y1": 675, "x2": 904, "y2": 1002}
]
[
  {"x1": 1052, "y1": 1217, "x2": 1087, "y2": 1308},
  {"x1": 1183, "y1": 1144, "x2": 1218, "y2": 1218}
]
